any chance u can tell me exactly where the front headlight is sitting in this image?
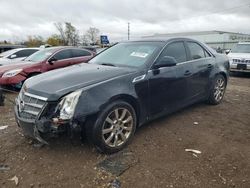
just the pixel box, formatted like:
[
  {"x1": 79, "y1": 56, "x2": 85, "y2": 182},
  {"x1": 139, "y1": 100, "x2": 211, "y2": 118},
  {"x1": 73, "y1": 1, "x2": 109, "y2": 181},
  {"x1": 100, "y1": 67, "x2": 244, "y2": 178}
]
[
  {"x1": 2, "y1": 69, "x2": 23, "y2": 77},
  {"x1": 57, "y1": 90, "x2": 82, "y2": 120}
]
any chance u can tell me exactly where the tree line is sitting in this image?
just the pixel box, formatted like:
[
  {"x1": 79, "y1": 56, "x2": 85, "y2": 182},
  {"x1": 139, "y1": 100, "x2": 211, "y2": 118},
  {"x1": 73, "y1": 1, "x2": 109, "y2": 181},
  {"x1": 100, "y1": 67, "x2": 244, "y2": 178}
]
[{"x1": 1, "y1": 22, "x2": 100, "y2": 47}]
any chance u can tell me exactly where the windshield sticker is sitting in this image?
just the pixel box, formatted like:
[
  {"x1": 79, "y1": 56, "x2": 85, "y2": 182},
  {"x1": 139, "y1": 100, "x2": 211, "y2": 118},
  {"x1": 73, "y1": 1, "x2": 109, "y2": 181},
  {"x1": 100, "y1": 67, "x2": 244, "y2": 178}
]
[
  {"x1": 130, "y1": 52, "x2": 149, "y2": 58},
  {"x1": 45, "y1": 52, "x2": 52, "y2": 56}
]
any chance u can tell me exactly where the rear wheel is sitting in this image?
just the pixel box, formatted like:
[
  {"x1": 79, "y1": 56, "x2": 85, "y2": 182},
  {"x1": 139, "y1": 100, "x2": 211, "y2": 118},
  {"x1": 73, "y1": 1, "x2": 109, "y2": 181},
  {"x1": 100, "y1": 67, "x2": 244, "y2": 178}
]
[
  {"x1": 86, "y1": 100, "x2": 137, "y2": 154},
  {"x1": 207, "y1": 74, "x2": 226, "y2": 105}
]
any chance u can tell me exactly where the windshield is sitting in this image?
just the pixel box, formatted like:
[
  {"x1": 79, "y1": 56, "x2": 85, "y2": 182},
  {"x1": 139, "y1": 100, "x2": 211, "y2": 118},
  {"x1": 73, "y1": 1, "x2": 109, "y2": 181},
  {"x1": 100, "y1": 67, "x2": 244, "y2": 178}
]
[
  {"x1": 25, "y1": 48, "x2": 54, "y2": 62},
  {"x1": 231, "y1": 44, "x2": 250, "y2": 53},
  {"x1": 89, "y1": 42, "x2": 163, "y2": 67}
]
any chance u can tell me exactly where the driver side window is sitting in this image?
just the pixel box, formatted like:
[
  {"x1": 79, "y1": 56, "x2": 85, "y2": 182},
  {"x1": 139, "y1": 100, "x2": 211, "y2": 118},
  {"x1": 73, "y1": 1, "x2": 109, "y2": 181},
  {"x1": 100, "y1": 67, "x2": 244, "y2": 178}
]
[{"x1": 158, "y1": 42, "x2": 187, "y2": 65}]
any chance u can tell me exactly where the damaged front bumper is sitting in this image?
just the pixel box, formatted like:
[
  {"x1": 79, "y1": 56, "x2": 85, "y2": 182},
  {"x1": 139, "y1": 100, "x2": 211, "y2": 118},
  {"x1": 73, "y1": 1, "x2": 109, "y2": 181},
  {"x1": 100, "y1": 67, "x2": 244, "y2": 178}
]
[
  {"x1": 14, "y1": 89, "x2": 87, "y2": 144},
  {"x1": 14, "y1": 103, "x2": 84, "y2": 145}
]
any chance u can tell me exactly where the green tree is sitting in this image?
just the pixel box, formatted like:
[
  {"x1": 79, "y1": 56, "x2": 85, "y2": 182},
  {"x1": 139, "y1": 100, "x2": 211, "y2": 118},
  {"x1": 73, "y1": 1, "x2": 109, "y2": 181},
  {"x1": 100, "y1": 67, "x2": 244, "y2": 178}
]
[
  {"x1": 24, "y1": 35, "x2": 44, "y2": 47},
  {"x1": 46, "y1": 35, "x2": 63, "y2": 46}
]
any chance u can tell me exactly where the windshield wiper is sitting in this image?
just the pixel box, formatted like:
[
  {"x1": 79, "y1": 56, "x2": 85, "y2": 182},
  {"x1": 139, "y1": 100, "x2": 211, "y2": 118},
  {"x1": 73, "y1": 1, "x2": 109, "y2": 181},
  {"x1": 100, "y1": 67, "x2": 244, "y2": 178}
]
[{"x1": 100, "y1": 63, "x2": 116, "y2": 67}]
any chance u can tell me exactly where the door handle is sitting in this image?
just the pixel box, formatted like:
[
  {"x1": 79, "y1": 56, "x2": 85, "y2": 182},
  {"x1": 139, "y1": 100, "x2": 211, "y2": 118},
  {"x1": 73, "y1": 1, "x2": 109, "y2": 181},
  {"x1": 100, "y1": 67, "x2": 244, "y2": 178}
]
[
  {"x1": 184, "y1": 70, "x2": 192, "y2": 76},
  {"x1": 207, "y1": 64, "x2": 213, "y2": 69}
]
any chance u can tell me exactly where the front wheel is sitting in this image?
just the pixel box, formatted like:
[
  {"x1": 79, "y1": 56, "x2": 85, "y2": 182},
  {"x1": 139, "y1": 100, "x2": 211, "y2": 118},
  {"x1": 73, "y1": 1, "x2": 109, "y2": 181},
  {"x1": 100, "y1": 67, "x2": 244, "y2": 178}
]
[
  {"x1": 87, "y1": 100, "x2": 137, "y2": 154},
  {"x1": 207, "y1": 74, "x2": 226, "y2": 105}
]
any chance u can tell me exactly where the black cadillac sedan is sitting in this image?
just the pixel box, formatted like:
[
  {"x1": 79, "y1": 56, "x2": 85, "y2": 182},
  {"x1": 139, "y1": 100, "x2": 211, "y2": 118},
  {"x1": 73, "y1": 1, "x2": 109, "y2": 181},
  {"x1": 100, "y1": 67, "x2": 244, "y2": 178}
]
[{"x1": 15, "y1": 38, "x2": 229, "y2": 153}]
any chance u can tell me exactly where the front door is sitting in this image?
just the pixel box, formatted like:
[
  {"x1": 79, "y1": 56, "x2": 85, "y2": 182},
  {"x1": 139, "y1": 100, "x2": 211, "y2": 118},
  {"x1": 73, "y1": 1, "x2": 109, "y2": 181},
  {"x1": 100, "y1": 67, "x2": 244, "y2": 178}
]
[
  {"x1": 148, "y1": 41, "x2": 193, "y2": 117},
  {"x1": 46, "y1": 49, "x2": 73, "y2": 71}
]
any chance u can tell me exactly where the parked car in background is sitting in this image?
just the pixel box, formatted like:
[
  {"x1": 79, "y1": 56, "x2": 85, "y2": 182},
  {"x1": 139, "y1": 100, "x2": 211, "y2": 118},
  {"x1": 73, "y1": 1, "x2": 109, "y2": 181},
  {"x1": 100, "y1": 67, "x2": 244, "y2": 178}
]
[
  {"x1": 228, "y1": 42, "x2": 250, "y2": 73},
  {"x1": 0, "y1": 46, "x2": 94, "y2": 89},
  {"x1": 0, "y1": 48, "x2": 39, "y2": 66},
  {"x1": 15, "y1": 38, "x2": 229, "y2": 153},
  {"x1": 0, "y1": 44, "x2": 26, "y2": 53}
]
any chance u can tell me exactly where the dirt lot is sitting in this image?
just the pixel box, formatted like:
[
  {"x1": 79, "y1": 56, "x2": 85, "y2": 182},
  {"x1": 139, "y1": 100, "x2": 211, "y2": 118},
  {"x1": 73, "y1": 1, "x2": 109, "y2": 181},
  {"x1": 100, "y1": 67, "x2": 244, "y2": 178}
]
[{"x1": 0, "y1": 74, "x2": 249, "y2": 188}]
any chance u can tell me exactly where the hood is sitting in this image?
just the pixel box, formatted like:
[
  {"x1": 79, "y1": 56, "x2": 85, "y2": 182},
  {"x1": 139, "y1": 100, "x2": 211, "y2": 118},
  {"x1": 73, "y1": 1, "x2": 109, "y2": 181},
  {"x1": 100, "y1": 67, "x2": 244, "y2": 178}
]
[
  {"x1": 25, "y1": 63, "x2": 136, "y2": 101},
  {"x1": 0, "y1": 61, "x2": 33, "y2": 73},
  {"x1": 0, "y1": 58, "x2": 11, "y2": 64},
  {"x1": 0, "y1": 58, "x2": 26, "y2": 66},
  {"x1": 227, "y1": 53, "x2": 250, "y2": 59}
]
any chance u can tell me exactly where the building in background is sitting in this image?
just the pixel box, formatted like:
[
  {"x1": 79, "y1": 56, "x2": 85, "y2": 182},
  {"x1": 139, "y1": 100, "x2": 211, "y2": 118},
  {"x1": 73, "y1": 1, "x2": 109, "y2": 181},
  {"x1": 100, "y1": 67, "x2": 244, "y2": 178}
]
[{"x1": 143, "y1": 30, "x2": 250, "y2": 51}]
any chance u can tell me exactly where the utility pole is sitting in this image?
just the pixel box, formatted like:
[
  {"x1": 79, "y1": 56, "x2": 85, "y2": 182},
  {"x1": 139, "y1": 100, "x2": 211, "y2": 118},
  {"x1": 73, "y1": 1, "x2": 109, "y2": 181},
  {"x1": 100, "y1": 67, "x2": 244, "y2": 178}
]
[{"x1": 128, "y1": 22, "x2": 130, "y2": 40}]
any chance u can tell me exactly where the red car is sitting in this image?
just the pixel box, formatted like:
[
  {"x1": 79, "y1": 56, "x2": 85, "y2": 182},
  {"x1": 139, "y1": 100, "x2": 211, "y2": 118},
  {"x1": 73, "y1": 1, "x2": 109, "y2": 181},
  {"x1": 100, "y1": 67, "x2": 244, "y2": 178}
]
[{"x1": 0, "y1": 47, "x2": 95, "y2": 88}]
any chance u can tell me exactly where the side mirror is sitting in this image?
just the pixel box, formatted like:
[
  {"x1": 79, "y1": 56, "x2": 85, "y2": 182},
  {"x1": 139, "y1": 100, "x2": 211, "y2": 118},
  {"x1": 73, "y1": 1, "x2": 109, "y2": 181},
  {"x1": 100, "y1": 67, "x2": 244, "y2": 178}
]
[
  {"x1": 10, "y1": 54, "x2": 17, "y2": 59},
  {"x1": 154, "y1": 56, "x2": 177, "y2": 69},
  {"x1": 48, "y1": 57, "x2": 57, "y2": 65},
  {"x1": 225, "y1": 50, "x2": 230, "y2": 55}
]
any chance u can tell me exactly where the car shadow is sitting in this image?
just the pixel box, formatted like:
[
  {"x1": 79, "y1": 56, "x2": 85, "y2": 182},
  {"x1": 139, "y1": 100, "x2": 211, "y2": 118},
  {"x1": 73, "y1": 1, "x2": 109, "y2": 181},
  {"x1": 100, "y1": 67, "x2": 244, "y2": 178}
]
[
  {"x1": 230, "y1": 72, "x2": 250, "y2": 78},
  {"x1": 37, "y1": 101, "x2": 209, "y2": 154},
  {"x1": 135, "y1": 101, "x2": 208, "y2": 135}
]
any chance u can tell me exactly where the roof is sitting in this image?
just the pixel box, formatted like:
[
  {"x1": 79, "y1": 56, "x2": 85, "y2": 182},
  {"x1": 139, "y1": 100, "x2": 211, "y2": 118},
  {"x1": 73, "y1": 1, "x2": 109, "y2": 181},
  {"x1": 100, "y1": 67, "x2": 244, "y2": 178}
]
[{"x1": 122, "y1": 37, "x2": 201, "y2": 43}]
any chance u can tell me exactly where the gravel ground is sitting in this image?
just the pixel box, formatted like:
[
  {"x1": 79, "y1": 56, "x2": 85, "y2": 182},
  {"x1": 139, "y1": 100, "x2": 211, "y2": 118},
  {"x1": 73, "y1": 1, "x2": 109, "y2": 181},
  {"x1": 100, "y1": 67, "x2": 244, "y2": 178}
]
[{"x1": 0, "y1": 74, "x2": 249, "y2": 188}]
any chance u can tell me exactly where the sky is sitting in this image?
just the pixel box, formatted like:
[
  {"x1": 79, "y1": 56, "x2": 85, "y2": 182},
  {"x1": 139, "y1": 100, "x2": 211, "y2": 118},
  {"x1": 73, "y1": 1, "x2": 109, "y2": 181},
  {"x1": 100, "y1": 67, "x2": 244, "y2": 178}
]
[{"x1": 0, "y1": 0, "x2": 250, "y2": 43}]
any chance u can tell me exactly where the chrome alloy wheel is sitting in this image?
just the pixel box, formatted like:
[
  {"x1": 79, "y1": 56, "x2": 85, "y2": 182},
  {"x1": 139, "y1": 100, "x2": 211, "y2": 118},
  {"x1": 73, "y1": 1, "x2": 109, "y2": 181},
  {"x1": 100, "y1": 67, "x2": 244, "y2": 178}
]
[
  {"x1": 102, "y1": 108, "x2": 133, "y2": 147},
  {"x1": 214, "y1": 78, "x2": 225, "y2": 102}
]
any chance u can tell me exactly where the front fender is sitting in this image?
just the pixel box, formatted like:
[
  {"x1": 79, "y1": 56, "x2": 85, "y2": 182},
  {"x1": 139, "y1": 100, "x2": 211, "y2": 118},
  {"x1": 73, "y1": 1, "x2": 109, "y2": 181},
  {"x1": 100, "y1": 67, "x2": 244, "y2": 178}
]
[{"x1": 73, "y1": 75, "x2": 140, "y2": 122}]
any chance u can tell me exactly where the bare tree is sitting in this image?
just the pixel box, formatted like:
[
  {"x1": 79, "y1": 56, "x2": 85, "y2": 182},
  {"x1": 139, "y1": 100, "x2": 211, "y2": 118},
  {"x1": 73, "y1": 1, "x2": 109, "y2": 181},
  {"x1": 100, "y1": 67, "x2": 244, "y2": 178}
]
[
  {"x1": 85, "y1": 27, "x2": 100, "y2": 45},
  {"x1": 80, "y1": 35, "x2": 89, "y2": 46},
  {"x1": 54, "y1": 22, "x2": 67, "y2": 45},
  {"x1": 65, "y1": 22, "x2": 80, "y2": 46},
  {"x1": 54, "y1": 22, "x2": 80, "y2": 46}
]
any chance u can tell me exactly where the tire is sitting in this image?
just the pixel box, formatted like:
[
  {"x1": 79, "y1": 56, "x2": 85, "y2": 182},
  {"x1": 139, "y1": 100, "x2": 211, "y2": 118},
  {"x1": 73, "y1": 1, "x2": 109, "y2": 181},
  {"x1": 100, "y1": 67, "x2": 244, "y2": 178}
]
[
  {"x1": 207, "y1": 74, "x2": 226, "y2": 105},
  {"x1": 86, "y1": 100, "x2": 137, "y2": 154},
  {"x1": 13, "y1": 80, "x2": 24, "y2": 90}
]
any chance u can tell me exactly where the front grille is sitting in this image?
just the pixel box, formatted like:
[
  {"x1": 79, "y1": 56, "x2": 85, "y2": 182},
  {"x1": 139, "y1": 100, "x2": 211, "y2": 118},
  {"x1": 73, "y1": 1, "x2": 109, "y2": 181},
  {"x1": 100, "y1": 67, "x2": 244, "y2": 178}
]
[
  {"x1": 17, "y1": 91, "x2": 47, "y2": 120},
  {"x1": 232, "y1": 59, "x2": 250, "y2": 64}
]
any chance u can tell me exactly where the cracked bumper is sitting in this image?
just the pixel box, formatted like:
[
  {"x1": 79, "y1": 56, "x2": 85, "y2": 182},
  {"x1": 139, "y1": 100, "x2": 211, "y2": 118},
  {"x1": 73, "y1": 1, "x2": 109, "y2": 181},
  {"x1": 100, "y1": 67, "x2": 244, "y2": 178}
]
[
  {"x1": 14, "y1": 105, "x2": 84, "y2": 144},
  {"x1": 14, "y1": 105, "x2": 51, "y2": 144}
]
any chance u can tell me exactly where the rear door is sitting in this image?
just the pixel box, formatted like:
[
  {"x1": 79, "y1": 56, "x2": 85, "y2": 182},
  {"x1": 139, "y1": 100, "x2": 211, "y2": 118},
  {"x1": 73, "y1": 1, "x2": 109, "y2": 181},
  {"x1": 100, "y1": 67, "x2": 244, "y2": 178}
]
[
  {"x1": 185, "y1": 41, "x2": 215, "y2": 99},
  {"x1": 148, "y1": 41, "x2": 193, "y2": 116},
  {"x1": 70, "y1": 49, "x2": 93, "y2": 65}
]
